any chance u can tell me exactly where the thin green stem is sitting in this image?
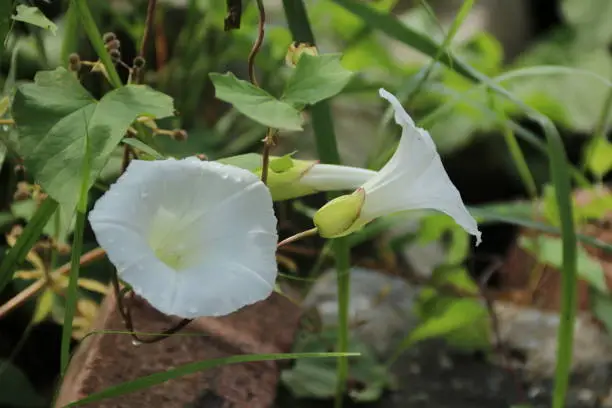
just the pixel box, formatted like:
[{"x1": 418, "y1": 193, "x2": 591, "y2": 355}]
[
  {"x1": 333, "y1": 238, "x2": 350, "y2": 408},
  {"x1": 59, "y1": 206, "x2": 86, "y2": 375},
  {"x1": 488, "y1": 92, "x2": 538, "y2": 198},
  {"x1": 282, "y1": 2, "x2": 352, "y2": 406}
]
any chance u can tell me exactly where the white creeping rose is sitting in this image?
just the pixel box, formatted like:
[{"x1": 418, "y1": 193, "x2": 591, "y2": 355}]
[{"x1": 89, "y1": 157, "x2": 278, "y2": 318}]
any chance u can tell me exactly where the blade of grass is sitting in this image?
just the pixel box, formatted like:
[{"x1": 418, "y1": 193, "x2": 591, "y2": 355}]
[
  {"x1": 407, "y1": 0, "x2": 473, "y2": 103},
  {"x1": 62, "y1": 352, "x2": 359, "y2": 407},
  {"x1": 60, "y1": 116, "x2": 92, "y2": 375},
  {"x1": 421, "y1": 81, "x2": 590, "y2": 187},
  {"x1": 470, "y1": 205, "x2": 611, "y2": 253},
  {"x1": 0, "y1": 198, "x2": 58, "y2": 293},
  {"x1": 122, "y1": 137, "x2": 166, "y2": 159},
  {"x1": 369, "y1": 0, "x2": 474, "y2": 168},
  {"x1": 331, "y1": 0, "x2": 478, "y2": 81},
  {"x1": 72, "y1": 0, "x2": 122, "y2": 88},
  {"x1": 0, "y1": 0, "x2": 14, "y2": 65},
  {"x1": 60, "y1": 4, "x2": 79, "y2": 67},
  {"x1": 331, "y1": 2, "x2": 578, "y2": 403},
  {"x1": 487, "y1": 91, "x2": 538, "y2": 198},
  {"x1": 282, "y1": 2, "x2": 352, "y2": 407}
]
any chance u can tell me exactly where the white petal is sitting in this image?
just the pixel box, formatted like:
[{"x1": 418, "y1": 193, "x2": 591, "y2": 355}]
[
  {"x1": 300, "y1": 163, "x2": 377, "y2": 191},
  {"x1": 89, "y1": 157, "x2": 279, "y2": 318},
  {"x1": 360, "y1": 89, "x2": 481, "y2": 245}
]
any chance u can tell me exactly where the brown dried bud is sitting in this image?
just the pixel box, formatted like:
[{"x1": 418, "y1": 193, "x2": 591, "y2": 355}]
[
  {"x1": 14, "y1": 181, "x2": 31, "y2": 200},
  {"x1": 68, "y1": 53, "x2": 81, "y2": 72},
  {"x1": 133, "y1": 56, "x2": 146, "y2": 69},
  {"x1": 105, "y1": 39, "x2": 121, "y2": 52},
  {"x1": 171, "y1": 129, "x2": 188, "y2": 141},
  {"x1": 196, "y1": 153, "x2": 208, "y2": 161},
  {"x1": 102, "y1": 32, "x2": 117, "y2": 44},
  {"x1": 109, "y1": 49, "x2": 121, "y2": 63}
]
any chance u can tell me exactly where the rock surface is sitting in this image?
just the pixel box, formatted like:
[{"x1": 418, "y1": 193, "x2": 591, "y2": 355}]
[
  {"x1": 302, "y1": 267, "x2": 421, "y2": 359},
  {"x1": 55, "y1": 290, "x2": 301, "y2": 408}
]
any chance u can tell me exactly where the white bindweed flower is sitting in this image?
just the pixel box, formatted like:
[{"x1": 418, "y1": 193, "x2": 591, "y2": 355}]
[
  {"x1": 88, "y1": 157, "x2": 278, "y2": 319},
  {"x1": 314, "y1": 88, "x2": 482, "y2": 245}
]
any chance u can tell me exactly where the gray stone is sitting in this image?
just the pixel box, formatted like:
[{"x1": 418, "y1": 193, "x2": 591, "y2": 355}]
[{"x1": 302, "y1": 267, "x2": 421, "y2": 358}]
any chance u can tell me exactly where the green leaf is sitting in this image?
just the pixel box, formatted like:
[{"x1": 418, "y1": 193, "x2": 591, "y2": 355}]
[
  {"x1": 511, "y1": 35, "x2": 612, "y2": 132},
  {"x1": 12, "y1": 5, "x2": 57, "y2": 34},
  {"x1": 585, "y1": 136, "x2": 612, "y2": 179},
  {"x1": 63, "y1": 352, "x2": 359, "y2": 407},
  {"x1": 209, "y1": 72, "x2": 303, "y2": 131},
  {"x1": 269, "y1": 153, "x2": 295, "y2": 172},
  {"x1": 390, "y1": 298, "x2": 488, "y2": 363},
  {"x1": 418, "y1": 214, "x2": 470, "y2": 264},
  {"x1": 12, "y1": 67, "x2": 174, "y2": 212},
  {"x1": 0, "y1": 360, "x2": 45, "y2": 407},
  {"x1": 283, "y1": 54, "x2": 354, "y2": 106},
  {"x1": 122, "y1": 138, "x2": 165, "y2": 160},
  {"x1": 562, "y1": 0, "x2": 612, "y2": 45},
  {"x1": 520, "y1": 235, "x2": 608, "y2": 293},
  {"x1": 216, "y1": 153, "x2": 262, "y2": 171},
  {"x1": 590, "y1": 289, "x2": 612, "y2": 334},
  {"x1": 0, "y1": 95, "x2": 9, "y2": 117},
  {"x1": 282, "y1": 332, "x2": 393, "y2": 402},
  {"x1": 431, "y1": 267, "x2": 479, "y2": 295},
  {"x1": 32, "y1": 288, "x2": 55, "y2": 324}
]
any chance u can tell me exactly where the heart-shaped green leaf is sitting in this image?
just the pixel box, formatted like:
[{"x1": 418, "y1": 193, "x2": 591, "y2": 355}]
[
  {"x1": 283, "y1": 54, "x2": 354, "y2": 106},
  {"x1": 209, "y1": 72, "x2": 303, "y2": 131},
  {"x1": 12, "y1": 67, "x2": 175, "y2": 211}
]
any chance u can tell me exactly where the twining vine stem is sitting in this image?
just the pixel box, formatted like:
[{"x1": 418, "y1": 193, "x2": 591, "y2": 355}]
[
  {"x1": 246, "y1": 0, "x2": 276, "y2": 185},
  {"x1": 247, "y1": 0, "x2": 266, "y2": 88},
  {"x1": 112, "y1": 269, "x2": 192, "y2": 344},
  {"x1": 139, "y1": 0, "x2": 157, "y2": 61}
]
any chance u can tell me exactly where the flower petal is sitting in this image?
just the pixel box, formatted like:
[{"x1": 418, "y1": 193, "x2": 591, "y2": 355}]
[
  {"x1": 300, "y1": 163, "x2": 376, "y2": 192},
  {"x1": 360, "y1": 89, "x2": 481, "y2": 245},
  {"x1": 89, "y1": 158, "x2": 279, "y2": 318}
]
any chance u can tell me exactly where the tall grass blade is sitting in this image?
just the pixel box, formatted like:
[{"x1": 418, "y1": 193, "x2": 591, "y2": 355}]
[
  {"x1": 63, "y1": 352, "x2": 359, "y2": 407},
  {"x1": 282, "y1": 2, "x2": 352, "y2": 407}
]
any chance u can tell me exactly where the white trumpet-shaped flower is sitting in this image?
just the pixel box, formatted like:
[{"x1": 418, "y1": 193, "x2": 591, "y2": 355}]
[
  {"x1": 314, "y1": 88, "x2": 482, "y2": 245},
  {"x1": 88, "y1": 157, "x2": 278, "y2": 319}
]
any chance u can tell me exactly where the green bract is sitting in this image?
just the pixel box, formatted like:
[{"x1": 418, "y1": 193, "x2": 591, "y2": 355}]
[{"x1": 313, "y1": 189, "x2": 366, "y2": 238}]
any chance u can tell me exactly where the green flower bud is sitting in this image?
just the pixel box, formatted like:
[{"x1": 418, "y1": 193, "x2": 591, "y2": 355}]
[
  {"x1": 313, "y1": 189, "x2": 366, "y2": 238},
  {"x1": 257, "y1": 156, "x2": 318, "y2": 201}
]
